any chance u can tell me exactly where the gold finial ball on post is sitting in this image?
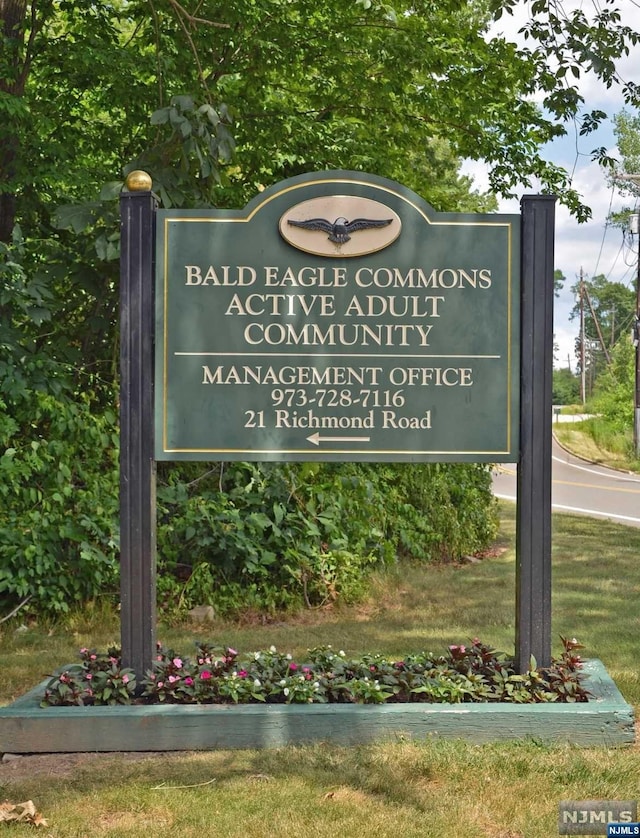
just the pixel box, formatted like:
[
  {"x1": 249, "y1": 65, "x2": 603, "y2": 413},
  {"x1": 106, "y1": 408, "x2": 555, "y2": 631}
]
[{"x1": 125, "y1": 170, "x2": 153, "y2": 192}]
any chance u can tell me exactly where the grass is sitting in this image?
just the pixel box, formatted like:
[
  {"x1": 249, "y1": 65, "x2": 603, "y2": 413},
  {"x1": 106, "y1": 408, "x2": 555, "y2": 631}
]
[
  {"x1": 2, "y1": 742, "x2": 640, "y2": 838},
  {"x1": 1, "y1": 502, "x2": 639, "y2": 837},
  {"x1": 554, "y1": 421, "x2": 640, "y2": 474}
]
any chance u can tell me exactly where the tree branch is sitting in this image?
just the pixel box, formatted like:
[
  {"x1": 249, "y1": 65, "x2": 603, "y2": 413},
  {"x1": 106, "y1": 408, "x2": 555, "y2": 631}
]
[{"x1": 165, "y1": 0, "x2": 230, "y2": 29}]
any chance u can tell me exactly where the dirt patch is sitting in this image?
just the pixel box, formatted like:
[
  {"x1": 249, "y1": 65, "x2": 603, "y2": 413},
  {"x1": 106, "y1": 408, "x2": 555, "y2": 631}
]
[{"x1": 0, "y1": 751, "x2": 181, "y2": 785}]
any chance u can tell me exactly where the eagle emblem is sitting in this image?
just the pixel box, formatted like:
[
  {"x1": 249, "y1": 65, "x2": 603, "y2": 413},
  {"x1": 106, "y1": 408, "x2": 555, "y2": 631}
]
[{"x1": 287, "y1": 216, "x2": 393, "y2": 245}]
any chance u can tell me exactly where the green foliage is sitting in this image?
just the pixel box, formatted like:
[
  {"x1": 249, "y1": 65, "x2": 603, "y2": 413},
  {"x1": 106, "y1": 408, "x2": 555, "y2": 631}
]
[
  {"x1": 156, "y1": 461, "x2": 498, "y2": 617},
  {"x1": 583, "y1": 336, "x2": 636, "y2": 457},
  {"x1": 0, "y1": 389, "x2": 120, "y2": 613},
  {"x1": 363, "y1": 462, "x2": 499, "y2": 562},
  {"x1": 0, "y1": 0, "x2": 638, "y2": 373},
  {"x1": 613, "y1": 109, "x2": 640, "y2": 183},
  {"x1": 41, "y1": 646, "x2": 137, "y2": 707},
  {"x1": 608, "y1": 108, "x2": 640, "y2": 262},
  {"x1": 135, "y1": 94, "x2": 236, "y2": 208},
  {"x1": 0, "y1": 365, "x2": 498, "y2": 619},
  {"x1": 588, "y1": 336, "x2": 634, "y2": 430},
  {"x1": 40, "y1": 636, "x2": 590, "y2": 707},
  {"x1": 553, "y1": 368, "x2": 581, "y2": 405},
  {"x1": 570, "y1": 274, "x2": 635, "y2": 357}
]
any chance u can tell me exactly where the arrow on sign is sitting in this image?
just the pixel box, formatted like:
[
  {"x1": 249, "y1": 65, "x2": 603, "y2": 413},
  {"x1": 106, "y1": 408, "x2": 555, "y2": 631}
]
[{"x1": 307, "y1": 433, "x2": 371, "y2": 446}]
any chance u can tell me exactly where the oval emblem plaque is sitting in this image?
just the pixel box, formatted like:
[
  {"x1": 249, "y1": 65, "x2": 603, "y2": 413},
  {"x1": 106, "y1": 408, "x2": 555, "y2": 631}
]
[{"x1": 280, "y1": 195, "x2": 401, "y2": 257}]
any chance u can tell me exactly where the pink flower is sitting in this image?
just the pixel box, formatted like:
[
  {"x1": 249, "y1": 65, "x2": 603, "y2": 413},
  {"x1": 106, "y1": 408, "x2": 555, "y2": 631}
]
[
  {"x1": 289, "y1": 663, "x2": 298, "y2": 672},
  {"x1": 122, "y1": 674, "x2": 130, "y2": 684},
  {"x1": 227, "y1": 648, "x2": 238, "y2": 657},
  {"x1": 85, "y1": 673, "x2": 93, "y2": 681},
  {"x1": 168, "y1": 675, "x2": 178, "y2": 683},
  {"x1": 238, "y1": 669, "x2": 248, "y2": 678},
  {"x1": 157, "y1": 681, "x2": 164, "y2": 689},
  {"x1": 172, "y1": 657, "x2": 183, "y2": 668},
  {"x1": 184, "y1": 677, "x2": 194, "y2": 687},
  {"x1": 200, "y1": 671, "x2": 212, "y2": 680}
]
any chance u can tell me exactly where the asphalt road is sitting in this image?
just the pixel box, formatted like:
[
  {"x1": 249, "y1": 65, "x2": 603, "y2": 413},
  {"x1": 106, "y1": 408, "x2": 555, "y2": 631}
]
[{"x1": 492, "y1": 436, "x2": 640, "y2": 528}]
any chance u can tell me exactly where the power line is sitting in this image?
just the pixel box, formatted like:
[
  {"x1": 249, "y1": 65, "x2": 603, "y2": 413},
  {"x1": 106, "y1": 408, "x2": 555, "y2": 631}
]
[{"x1": 592, "y1": 182, "x2": 616, "y2": 278}]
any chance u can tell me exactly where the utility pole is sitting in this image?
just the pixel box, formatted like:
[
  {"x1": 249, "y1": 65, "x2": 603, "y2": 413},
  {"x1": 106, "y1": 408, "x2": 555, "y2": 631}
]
[
  {"x1": 616, "y1": 175, "x2": 640, "y2": 456},
  {"x1": 583, "y1": 284, "x2": 611, "y2": 366},
  {"x1": 635, "y1": 211, "x2": 640, "y2": 456},
  {"x1": 579, "y1": 268, "x2": 586, "y2": 405},
  {"x1": 611, "y1": 304, "x2": 616, "y2": 349},
  {"x1": 627, "y1": 207, "x2": 640, "y2": 456}
]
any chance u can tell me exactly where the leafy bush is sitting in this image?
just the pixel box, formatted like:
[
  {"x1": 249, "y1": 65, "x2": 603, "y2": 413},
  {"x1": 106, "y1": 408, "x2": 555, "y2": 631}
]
[
  {"x1": 156, "y1": 461, "x2": 385, "y2": 615},
  {"x1": 552, "y1": 367, "x2": 580, "y2": 406},
  {"x1": 41, "y1": 636, "x2": 590, "y2": 707},
  {"x1": 0, "y1": 403, "x2": 499, "y2": 618},
  {"x1": 361, "y1": 462, "x2": 499, "y2": 561},
  {"x1": 156, "y1": 460, "x2": 499, "y2": 617},
  {"x1": 0, "y1": 390, "x2": 120, "y2": 613},
  {"x1": 586, "y1": 337, "x2": 635, "y2": 453},
  {"x1": 0, "y1": 397, "x2": 499, "y2": 618}
]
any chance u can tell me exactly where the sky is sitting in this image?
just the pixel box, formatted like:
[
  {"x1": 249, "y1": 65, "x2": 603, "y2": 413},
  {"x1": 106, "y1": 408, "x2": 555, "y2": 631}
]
[{"x1": 460, "y1": 0, "x2": 640, "y2": 370}]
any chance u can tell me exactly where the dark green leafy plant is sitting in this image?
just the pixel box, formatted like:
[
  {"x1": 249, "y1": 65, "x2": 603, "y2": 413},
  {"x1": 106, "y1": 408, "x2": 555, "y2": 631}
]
[{"x1": 41, "y1": 647, "x2": 136, "y2": 707}]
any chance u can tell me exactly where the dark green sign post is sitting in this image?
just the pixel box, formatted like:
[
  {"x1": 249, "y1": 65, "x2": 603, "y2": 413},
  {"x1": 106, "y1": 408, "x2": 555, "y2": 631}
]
[{"x1": 119, "y1": 170, "x2": 554, "y2": 679}]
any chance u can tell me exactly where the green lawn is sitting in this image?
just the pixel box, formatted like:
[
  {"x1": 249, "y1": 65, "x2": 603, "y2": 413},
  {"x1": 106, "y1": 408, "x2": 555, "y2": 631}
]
[{"x1": 0, "y1": 502, "x2": 638, "y2": 837}]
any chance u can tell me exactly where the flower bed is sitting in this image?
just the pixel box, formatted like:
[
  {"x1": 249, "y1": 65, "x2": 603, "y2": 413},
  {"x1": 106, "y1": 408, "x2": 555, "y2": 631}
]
[{"x1": 40, "y1": 637, "x2": 590, "y2": 708}]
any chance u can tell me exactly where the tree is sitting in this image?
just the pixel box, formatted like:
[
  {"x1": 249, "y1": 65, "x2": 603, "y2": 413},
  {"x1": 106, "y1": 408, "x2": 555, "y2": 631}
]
[
  {"x1": 3, "y1": 0, "x2": 640, "y2": 612},
  {"x1": 552, "y1": 367, "x2": 580, "y2": 405},
  {"x1": 2, "y1": 1, "x2": 640, "y2": 240},
  {"x1": 570, "y1": 274, "x2": 635, "y2": 349},
  {"x1": 589, "y1": 336, "x2": 635, "y2": 436},
  {"x1": 0, "y1": 0, "x2": 637, "y2": 387},
  {"x1": 569, "y1": 273, "x2": 635, "y2": 387},
  {"x1": 613, "y1": 109, "x2": 640, "y2": 181},
  {"x1": 607, "y1": 108, "x2": 640, "y2": 232}
]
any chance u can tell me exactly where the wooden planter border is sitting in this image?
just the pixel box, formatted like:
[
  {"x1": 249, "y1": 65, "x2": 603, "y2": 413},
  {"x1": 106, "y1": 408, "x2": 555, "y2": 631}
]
[{"x1": 0, "y1": 660, "x2": 634, "y2": 753}]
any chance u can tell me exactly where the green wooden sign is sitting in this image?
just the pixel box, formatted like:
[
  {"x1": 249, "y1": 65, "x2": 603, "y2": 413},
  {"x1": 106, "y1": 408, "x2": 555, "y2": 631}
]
[{"x1": 155, "y1": 171, "x2": 520, "y2": 461}]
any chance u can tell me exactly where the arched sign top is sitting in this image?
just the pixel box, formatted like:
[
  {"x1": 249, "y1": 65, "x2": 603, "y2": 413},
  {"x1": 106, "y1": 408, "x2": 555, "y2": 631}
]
[{"x1": 234, "y1": 170, "x2": 506, "y2": 229}]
